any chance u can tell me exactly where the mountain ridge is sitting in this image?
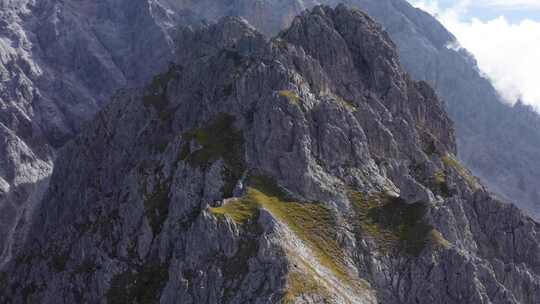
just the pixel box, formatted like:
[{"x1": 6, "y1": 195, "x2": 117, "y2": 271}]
[
  {"x1": 3, "y1": 0, "x2": 540, "y2": 268},
  {"x1": 2, "y1": 5, "x2": 540, "y2": 303}
]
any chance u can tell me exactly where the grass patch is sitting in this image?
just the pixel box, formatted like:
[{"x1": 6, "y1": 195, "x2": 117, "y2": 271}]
[
  {"x1": 349, "y1": 191, "x2": 449, "y2": 256},
  {"x1": 429, "y1": 230, "x2": 451, "y2": 249},
  {"x1": 251, "y1": 176, "x2": 350, "y2": 281},
  {"x1": 433, "y1": 171, "x2": 450, "y2": 197},
  {"x1": 181, "y1": 114, "x2": 245, "y2": 197},
  {"x1": 442, "y1": 154, "x2": 478, "y2": 189},
  {"x1": 143, "y1": 65, "x2": 181, "y2": 114},
  {"x1": 211, "y1": 175, "x2": 353, "y2": 284},
  {"x1": 278, "y1": 90, "x2": 301, "y2": 104},
  {"x1": 210, "y1": 199, "x2": 259, "y2": 225},
  {"x1": 106, "y1": 262, "x2": 169, "y2": 304},
  {"x1": 434, "y1": 171, "x2": 446, "y2": 185},
  {"x1": 335, "y1": 95, "x2": 358, "y2": 111},
  {"x1": 152, "y1": 142, "x2": 169, "y2": 154},
  {"x1": 284, "y1": 271, "x2": 327, "y2": 303}
]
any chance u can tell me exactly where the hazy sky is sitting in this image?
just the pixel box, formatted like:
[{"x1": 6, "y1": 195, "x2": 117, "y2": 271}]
[
  {"x1": 408, "y1": 0, "x2": 540, "y2": 109},
  {"x1": 435, "y1": 0, "x2": 540, "y2": 22}
]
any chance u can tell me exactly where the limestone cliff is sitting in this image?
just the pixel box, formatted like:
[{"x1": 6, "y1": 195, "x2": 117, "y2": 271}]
[{"x1": 3, "y1": 6, "x2": 540, "y2": 304}]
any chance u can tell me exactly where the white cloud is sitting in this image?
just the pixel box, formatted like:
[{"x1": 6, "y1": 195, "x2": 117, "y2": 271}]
[
  {"x1": 478, "y1": 0, "x2": 540, "y2": 10},
  {"x1": 409, "y1": 0, "x2": 540, "y2": 108}
]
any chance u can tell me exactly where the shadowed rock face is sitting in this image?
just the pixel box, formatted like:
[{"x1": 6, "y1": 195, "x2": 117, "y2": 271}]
[
  {"x1": 0, "y1": 0, "x2": 201, "y2": 262},
  {"x1": 2, "y1": 5, "x2": 540, "y2": 304}
]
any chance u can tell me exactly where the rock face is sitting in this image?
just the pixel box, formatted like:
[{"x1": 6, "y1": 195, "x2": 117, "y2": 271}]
[
  {"x1": 3, "y1": 6, "x2": 540, "y2": 304},
  {"x1": 0, "y1": 0, "x2": 198, "y2": 262},
  {"x1": 3, "y1": 0, "x2": 540, "y2": 273},
  {"x1": 345, "y1": 0, "x2": 540, "y2": 220},
  {"x1": 161, "y1": 0, "x2": 540, "y2": 218}
]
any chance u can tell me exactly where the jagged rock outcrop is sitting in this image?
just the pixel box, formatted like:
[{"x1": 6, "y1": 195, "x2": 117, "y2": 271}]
[
  {"x1": 3, "y1": 6, "x2": 540, "y2": 304},
  {"x1": 166, "y1": 0, "x2": 540, "y2": 218},
  {"x1": 344, "y1": 0, "x2": 540, "y2": 219}
]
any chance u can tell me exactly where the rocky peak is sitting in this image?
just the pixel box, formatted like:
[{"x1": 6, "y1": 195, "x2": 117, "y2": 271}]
[
  {"x1": 280, "y1": 5, "x2": 455, "y2": 157},
  {"x1": 283, "y1": 5, "x2": 404, "y2": 95},
  {"x1": 176, "y1": 16, "x2": 267, "y2": 63}
]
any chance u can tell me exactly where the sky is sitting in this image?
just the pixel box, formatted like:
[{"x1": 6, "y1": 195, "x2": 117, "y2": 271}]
[{"x1": 407, "y1": 0, "x2": 540, "y2": 109}]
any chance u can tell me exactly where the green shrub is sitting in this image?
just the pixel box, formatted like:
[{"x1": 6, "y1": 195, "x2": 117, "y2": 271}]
[
  {"x1": 335, "y1": 95, "x2": 358, "y2": 111},
  {"x1": 181, "y1": 114, "x2": 245, "y2": 197},
  {"x1": 143, "y1": 65, "x2": 181, "y2": 113},
  {"x1": 349, "y1": 191, "x2": 450, "y2": 256},
  {"x1": 278, "y1": 90, "x2": 301, "y2": 104},
  {"x1": 442, "y1": 154, "x2": 478, "y2": 189},
  {"x1": 106, "y1": 262, "x2": 169, "y2": 304},
  {"x1": 433, "y1": 171, "x2": 450, "y2": 196},
  {"x1": 142, "y1": 65, "x2": 181, "y2": 121},
  {"x1": 211, "y1": 175, "x2": 354, "y2": 284},
  {"x1": 144, "y1": 180, "x2": 171, "y2": 234}
]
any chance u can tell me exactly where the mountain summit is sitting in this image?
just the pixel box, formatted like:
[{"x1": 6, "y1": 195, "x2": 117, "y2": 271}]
[
  {"x1": 2, "y1": 5, "x2": 540, "y2": 304},
  {"x1": 4, "y1": 1, "x2": 540, "y2": 269}
]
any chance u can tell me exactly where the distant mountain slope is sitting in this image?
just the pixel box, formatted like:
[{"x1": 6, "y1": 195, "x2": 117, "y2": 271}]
[
  {"x1": 4, "y1": 6, "x2": 540, "y2": 303},
  {"x1": 0, "y1": 0, "x2": 198, "y2": 262}
]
